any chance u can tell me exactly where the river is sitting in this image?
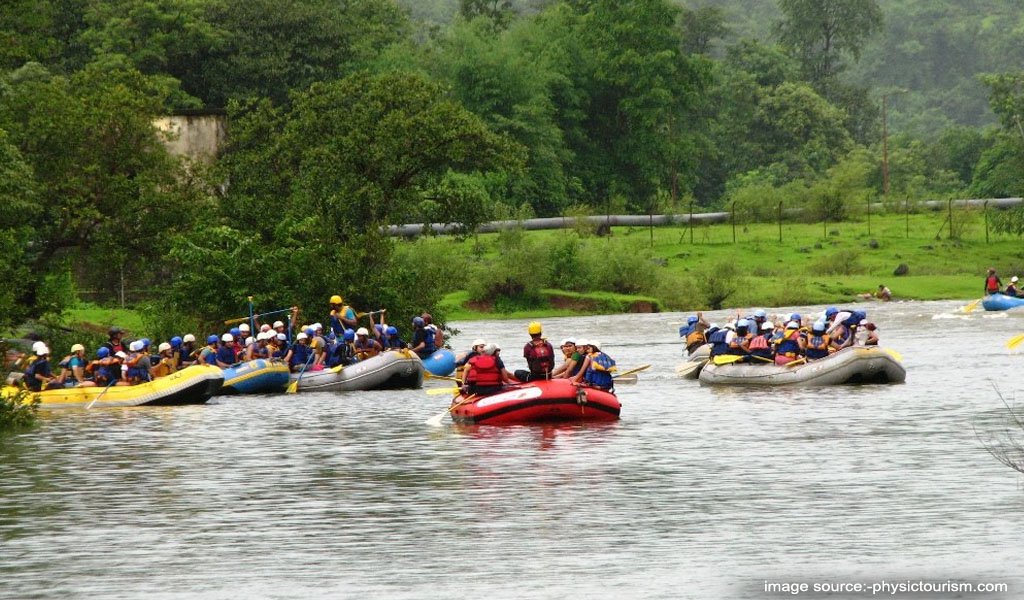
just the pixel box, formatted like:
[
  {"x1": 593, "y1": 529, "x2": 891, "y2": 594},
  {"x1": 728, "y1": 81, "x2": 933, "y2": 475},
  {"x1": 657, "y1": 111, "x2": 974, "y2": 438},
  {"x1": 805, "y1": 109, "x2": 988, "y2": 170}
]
[{"x1": 1, "y1": 300, "x2": 1022, "y2": 599}]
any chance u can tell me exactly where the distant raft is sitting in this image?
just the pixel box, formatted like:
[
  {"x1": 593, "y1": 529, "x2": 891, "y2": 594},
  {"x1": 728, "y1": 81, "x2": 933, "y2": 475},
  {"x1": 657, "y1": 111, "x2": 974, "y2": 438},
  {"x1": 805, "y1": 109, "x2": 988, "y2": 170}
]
[
  {"x1": 288, "y1": 349, "x2": 424, "y2": 392},
  {"x1": 3, "y1": 365, "x2": 224, "y2": 409},
  {"x1": 982, "y1": 293, "x2": 1024, "y2": 311},
  {"x1": 676, "y1": 344, "x2": 710, "y2": 380},
  {"x1": 698, "y1": 347, "x2": 906, "y2": 387},
  {"x1": 221, "y1": 359, "x2": 291, "y2": 394},
  {"x1": 421, "y1": 349, "x2": 456, "y2": 377}
]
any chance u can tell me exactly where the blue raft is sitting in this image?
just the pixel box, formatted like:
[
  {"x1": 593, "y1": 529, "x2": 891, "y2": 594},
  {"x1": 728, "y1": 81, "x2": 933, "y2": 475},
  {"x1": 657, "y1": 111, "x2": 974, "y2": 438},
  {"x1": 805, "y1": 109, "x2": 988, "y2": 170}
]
[
  {"x1": 982, "y1": 293, "x2": 1024, "y2": 312},
  {"x1": 222, "y1": 359, "x2": 291, "y2": 394},
  {"x1": 420, "y1": 349, "x2": 456, "y2": 377}
]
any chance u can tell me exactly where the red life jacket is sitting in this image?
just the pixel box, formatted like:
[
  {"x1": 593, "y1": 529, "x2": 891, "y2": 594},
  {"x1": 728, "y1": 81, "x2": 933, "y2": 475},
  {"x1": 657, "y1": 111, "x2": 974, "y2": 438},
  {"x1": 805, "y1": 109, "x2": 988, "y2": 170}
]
[
  {"x1": 986, "y1": 275, "x2": 1000, "y2": 293},
  {"x1": 467, "y1": 354, "x2": 502, "y2": 387},
  {"x1": 524, "y1": 340, "x2": 554, "y2": 374}
]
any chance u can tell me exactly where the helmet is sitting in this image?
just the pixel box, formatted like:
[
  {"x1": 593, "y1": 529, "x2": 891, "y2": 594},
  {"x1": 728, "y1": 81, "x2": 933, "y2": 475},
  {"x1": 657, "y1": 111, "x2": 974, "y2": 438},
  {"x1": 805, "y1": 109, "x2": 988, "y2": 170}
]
[
  {"x1": 754, "y1": 309, "x2": 767, "y2": 319},
  {"x1": 483, "y1": 343, "x2": 498, "y2": 355},
  {"x1": 356, "y1": 327, "x2": 369, "y2": 336},
  {"x1": 736, "y1": 319, "x2": 750, "y2": 329},
  {"x1": 296, "y1": 332, "x2": 309, "y2": 341},
  {"x1": 761, "y1": 322, "x2": 773, "y2": 331},
  {"x1": 273, "y1": 321, "x2": 285, "y2": 329},
  {"x1": 115, "y1": 351, "x2": 127, "y2": 359},
  {"x1": 182, "y1": 334, "x2": 196, "y2": 343},
  {"x1": 129, "y1": 341, "x2": 143, "y2": 352},
  {"x1": 71, "y1": 343, "x2": 85, "y2": 353},
  {"x1": 229, "y1": 327, "x2": 241, "y2": 338},
  {"x1": 96, "y1": 347, "x2": 110, "y2": 359},
  {"x1": 108, "y1": 326, "x2": 123, "y2": 337},
  {"x1": 330, "y1": 295, "x2": 343, "y2": 305},
  {"x1": 260, "y1": 324, "x2": 271, "y2": 332},
  {"x1": 812, "y1": 320, "x2": 826, "y2": 333},
  {"x1": 36, "y1": 345, "x2": 50, "y2": 356},
  {"x1": 527, "y1": 321, "x2": 542, "y2": 335},
  {"x1": 158, "y1": 342, "x2": 171, "y2": 352},
  {"x1": 343, "y1": 329, "x2": 355, "y2": 341},
  {"x1": 825, "y1": 307, "x2": 838, "y2": 318},
  {"x1": 207, "y1": 335, "x2": 219, "y2": 345},
  {"x1": 575, "y1": 339, "x2": 588, "y2": 348},
  {"x1": 32, "y1": 341, "x2": 46, "y2": 354},
  {"x1": 1013, "y1": 276, "x2": 1019, "y2": 283},
  {"x1": 789, "y1": 313, "x2": 801, "y2": 323},
  {"x1": 245, "y1": 336, "x2": 255, "y2": 346},
  {"x1": 276, "y1": 333, "x2": 286, "y2": 341},
  {"x1": 141, "y1": 338, "x2": 151, "y2": 348},
  {"x1": 170, "y1": 336, "x2": 182, "y2": 348},
  {"x1": 386, "y1": 326, "x2": 398, "y2": 336},
  {"x1": 312, "y1": 322, "x2": 323, "y2": 331},
  {"x1": 473, "y1": 338, "x2": 487, "y2": 347},
  {"x1": 687, "y1": 316, "x2": 698, "y2": 325},
  {"x1": 221, "y1": 333, "x2": 234, "y2": 343},
  {"x1": 304, "y1": 327, "x2": 315, "y2": 336},
  {"x1": 412, "y1": 317, "x2": 425, "y2": 327},
  {"x1": 239, "y1": 323, "x2": 250, "y2": 333},
  {"x1": 785, "y1": 321, "x2": 799, "y2": 330}
]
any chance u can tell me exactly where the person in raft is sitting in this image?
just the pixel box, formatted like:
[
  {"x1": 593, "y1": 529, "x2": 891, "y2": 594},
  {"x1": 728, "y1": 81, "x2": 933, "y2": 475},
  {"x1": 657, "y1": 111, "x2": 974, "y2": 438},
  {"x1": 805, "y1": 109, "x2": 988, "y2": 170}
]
[
  {"x1": 985, "y1": 268, "x2": 1002, "y2": 295},
  {"x1": 1005, "y1": 276, "x2": 1020, "y2": 297},
  {"x1": 572, "y1": 340, "x2": 616, "y2": 392},
  {"x1": 21, "y1": 342, "x2": 54, "y2": 391},
  {"x1": 517, "y1": 321, "x2": 555, "y2": 382},
  {"x1": 462, "y1": 343, "x2": 506, "y2": 397},
  {"x1": 679, "y1": 312, "x2": 710, "y2": 355},
  {"x1": 551, "y1": 339, "x2": 584, "y2": 379},
  {"x1": 328, "y1": 295, "x2": 359, "y2": 336}
]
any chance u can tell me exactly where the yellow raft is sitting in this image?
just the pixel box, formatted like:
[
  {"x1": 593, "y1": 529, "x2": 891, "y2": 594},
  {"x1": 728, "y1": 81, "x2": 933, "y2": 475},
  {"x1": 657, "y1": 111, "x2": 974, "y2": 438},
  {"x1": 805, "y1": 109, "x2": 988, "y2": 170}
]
[{"x1": 3, "y1": 365, "x2": 224, "y2": 409}]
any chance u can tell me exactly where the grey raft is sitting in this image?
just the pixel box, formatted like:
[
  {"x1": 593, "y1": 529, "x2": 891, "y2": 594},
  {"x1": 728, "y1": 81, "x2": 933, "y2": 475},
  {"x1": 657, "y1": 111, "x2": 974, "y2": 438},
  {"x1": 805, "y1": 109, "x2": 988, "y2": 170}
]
[
  {"x1": 675, "y1": 344, "x2": 711, "y2": 380},
  {"x1": 288, "y1": 350, "x2": 425, "y2": 392},
  {"x1": 698, "y1": 347, "x2": 906, "y2": 387}
]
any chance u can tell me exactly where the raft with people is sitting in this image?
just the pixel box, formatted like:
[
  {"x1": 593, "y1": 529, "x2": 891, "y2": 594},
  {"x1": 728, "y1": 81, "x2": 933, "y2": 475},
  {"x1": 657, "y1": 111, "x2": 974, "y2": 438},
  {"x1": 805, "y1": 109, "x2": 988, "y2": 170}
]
[
  {"x1": 3, "y1": 364, "x2": 224, "y2": 409},
  {"x1": 221, "y1": 359, "x2": 291, "y2": 394},
  {"x1": 698, "y1": 346, "x2": 906, "y2": 387},
  {"x1": 446, "y1": 378, "x2": 621, "y2": 425},
  {"x1": 676, "y1": 343, "x2": 711, "y2": 379},
  {"x1": 287, "y1": 348, "x2": 424, "y2": 393},
  {"x1": 981, "y1": 293, "x2": 1024, "y2": 312}
]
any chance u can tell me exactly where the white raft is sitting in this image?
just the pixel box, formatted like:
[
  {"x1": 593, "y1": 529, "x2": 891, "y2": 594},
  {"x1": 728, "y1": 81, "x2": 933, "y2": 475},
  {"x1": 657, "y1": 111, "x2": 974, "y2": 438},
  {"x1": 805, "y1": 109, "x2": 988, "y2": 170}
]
[
  {"x1": 289, "y1": 349, "x2": 424, "y2": 392},
  {"x1": 698, "y1": 346, "x2": 906, "y2": 387},
  {"x1": 675, "y1": 344, "x2": 710, "y2": 380}
]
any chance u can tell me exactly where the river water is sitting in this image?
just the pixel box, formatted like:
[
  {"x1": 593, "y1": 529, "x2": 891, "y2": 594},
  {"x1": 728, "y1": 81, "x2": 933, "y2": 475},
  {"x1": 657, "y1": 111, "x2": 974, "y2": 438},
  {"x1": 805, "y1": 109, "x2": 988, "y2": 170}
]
[{"x1": 1, "y1": 300, "x2": 1023, "y2": 599}]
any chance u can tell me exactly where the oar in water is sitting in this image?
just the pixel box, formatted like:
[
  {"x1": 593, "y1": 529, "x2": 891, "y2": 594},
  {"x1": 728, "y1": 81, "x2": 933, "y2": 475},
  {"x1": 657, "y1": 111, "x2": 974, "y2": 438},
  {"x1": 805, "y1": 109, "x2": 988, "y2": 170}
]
[
  {"x1": 962, "y1": 298, "x2": 983, "y2": 314},
  {"x1": 612, "y1": 373, "x2": 638, "y2": 385},
  {"x1": 424, "y1": 371, "x2": 460, "y2": 383},
  {"x1": 1006, "y1": 334, "x2": 1024, "y2": 351},
  {"x1": 427, "y1": 387, "x2": 462, "y2": 395},
  {"x1": 675, "y1": 360, "x2": 704, "y2": 378},
  {"x1": 285, "y1": 353, "x2": 315, "y2": 394},
  {"x1": 85, "y1": 377, "x2": 119, "y2": 410},
  {"x1": 425, "y1": 394, "x2": 478, "y2": 427}
]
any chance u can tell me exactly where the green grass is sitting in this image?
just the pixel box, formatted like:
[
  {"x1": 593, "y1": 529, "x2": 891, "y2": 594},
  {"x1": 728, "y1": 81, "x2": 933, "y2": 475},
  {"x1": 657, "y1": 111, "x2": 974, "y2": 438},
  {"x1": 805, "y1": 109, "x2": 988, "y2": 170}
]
[{"x1": 64, "y1": 302, "x2": 146, "y2": 334}]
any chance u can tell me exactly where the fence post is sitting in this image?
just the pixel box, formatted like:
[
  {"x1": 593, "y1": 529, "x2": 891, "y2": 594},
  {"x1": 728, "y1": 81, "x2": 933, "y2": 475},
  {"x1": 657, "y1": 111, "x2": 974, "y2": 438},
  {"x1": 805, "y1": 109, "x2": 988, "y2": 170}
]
[
  {"x1": 948, "y1": 198, "x2": 953, "y2": 239},
  {"x1": 867, "y1": 195, "x2": 871, "y2": 236},
  {"x1": 905, "y1": 197, "x2": 910, "y2": 239},
  {"x1": 731, "y1": 201, "x2": 736, "y2": 244},
  {"x1": 985, "y1": 200, "x2": 989, "y2": 243},
  {"x1": 778, "y1": 201, "x2": 783, "y2": 245},
  {"x1": 689, "y1": 199, "x2": 694, "y2": 244}
]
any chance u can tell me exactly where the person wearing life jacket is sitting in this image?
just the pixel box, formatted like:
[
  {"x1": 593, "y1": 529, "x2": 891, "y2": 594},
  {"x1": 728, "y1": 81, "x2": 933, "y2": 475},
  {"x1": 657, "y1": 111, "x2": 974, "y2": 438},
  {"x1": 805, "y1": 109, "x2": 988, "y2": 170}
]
[
  {"x1": 749, "y1": 309, "x2": 769, "y2": 335},
  {"x1": 805, "y1": 321, "x2": 832, "y2": 361},
  {"x1": 421, "y1": 313, "x2": 444, "y2": 349},
  {"x1": 1006, "y1": 276, "x2": 1020, "y2": 297},
  {"x1": 216, "y1": 333, "x2": 239, "y2": 368},
  {"x1": 101, "y1": 327, "x2": 125, "y2": 355},
  {"x1": 410, "y1": 317, "x2": 436, "y2": 359},
  {"x1": 680, "y1": 312, "x2": 710, "y2": 354},
  {"x1": 125, "y1": 340, "x2": 153, "y2": 384},
  {"x1": 198, "y1": 335, "x2": 218, "y2": 366},
  {"x1": 573, "y1": 340, "x2": 616, "y2": 391},
  {"x1": 727, "y1": 319, "x2": 753, "y2": 360},
  {"x1": 748, "y1": 322, "x2": 775, "y2": 363},
  {"x1": 707, "y1": 325, "x2": 730, "y2": 358},
  {"x1": 773, "y1": 321, "x2": 805, "y2": 365},
  {"x1": 238, "y1": 323, "x2": 251, "y2": 345},
  {"x1": 551, "y1": 339, "x2": 585, "y2": 379},
  {"x1": 50, "y1": 343, "x2": 89, "y2": 387},
  {"x1": 284, "y1": 332, "x2": 314, "y2": 372},
  {"x1": 380, "y1": 326, "x2": 405, "y2": 351},
  {"x1": 985, "y1": 268, "x2": 1002, "y2": 295},
  {"x1": 272, "y1": 333, "x2": 289, "y2": 359},
  {"x1": 22, "y1": 343, "x2": 55, "y2": 391},
  {"x1": 455, "y1": 339, "x2": 487, "y2": 369},
  {"x1": 517, "y1": 321, "x2": 555, "y2": 382},
  {"x1": 87, "y1": 346, "x2": 120, "y2": 386},
  {"x1": 463, "y1": 343, "x2": 506, "y2": 396},
  {"x1": 151, "y1": 343, "x2": 177, "y2": 379},
  {"x1": 353, "y1": 327, "x2": 383, "y2": 361},
  {"x1": 177, "y1": 334, "x2": 198, "y2": 368},
  {"x1": 246, "y1": 332, "x2": 272, "y2": 361}
]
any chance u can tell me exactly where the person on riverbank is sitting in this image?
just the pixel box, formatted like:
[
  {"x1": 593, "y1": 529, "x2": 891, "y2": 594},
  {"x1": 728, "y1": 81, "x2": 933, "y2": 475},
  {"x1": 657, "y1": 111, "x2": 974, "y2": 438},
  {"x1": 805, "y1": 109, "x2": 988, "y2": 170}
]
[
  {"x1": 877, "y1": 284, "x2": 892, "y2": 301},
  {"x1": 551, "y1": 339, "x2": 584, "y2": 379},
  {"x1": 518, "y1": 321, "x2": 555, "y2": 382},
  {"x1": 1005, "y1": 276, "x2": 1020, "y2": 297},
  {"x1": 985, "y1": 268, "x2": 1002, "y2": 295}
]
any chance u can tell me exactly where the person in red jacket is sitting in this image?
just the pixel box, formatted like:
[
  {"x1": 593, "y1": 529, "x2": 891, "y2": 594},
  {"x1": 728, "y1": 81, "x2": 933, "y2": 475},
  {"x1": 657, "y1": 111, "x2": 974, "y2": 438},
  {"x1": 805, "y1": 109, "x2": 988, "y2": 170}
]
[
  {"x1": 463, "y1": 343, "x2": 506, "y2": 396},
  {"x1": 985, "y1": 268, "x2": 1002, "y2": 295},
  {"x1": 517, "y1": 321, "x2": 555, "y2": 382}
]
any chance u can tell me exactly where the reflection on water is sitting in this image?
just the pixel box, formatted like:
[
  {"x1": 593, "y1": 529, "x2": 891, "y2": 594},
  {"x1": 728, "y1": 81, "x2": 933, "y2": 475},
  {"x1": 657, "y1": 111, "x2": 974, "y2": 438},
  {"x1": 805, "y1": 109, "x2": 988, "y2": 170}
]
[{"x1": 2, "y1": 300, "x2": 1024, "y2": 599}]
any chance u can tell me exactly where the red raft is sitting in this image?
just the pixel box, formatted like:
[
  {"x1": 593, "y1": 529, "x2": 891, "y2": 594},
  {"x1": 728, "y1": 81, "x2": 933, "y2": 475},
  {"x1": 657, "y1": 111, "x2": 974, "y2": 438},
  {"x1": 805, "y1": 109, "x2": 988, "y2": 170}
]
[{"x1": 449, "y1": 379, "x2": 621, "y2": 425}]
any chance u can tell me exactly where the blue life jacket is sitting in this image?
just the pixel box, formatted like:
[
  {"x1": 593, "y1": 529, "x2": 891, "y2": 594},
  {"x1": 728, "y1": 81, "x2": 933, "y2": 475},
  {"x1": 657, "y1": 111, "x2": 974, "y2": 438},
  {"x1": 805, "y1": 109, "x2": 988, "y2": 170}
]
[
  {"x1": 678, "y1": 324, "x2": 694, "y2": 338},
  {"x1": 708, "y1": 330, "x2": 729, "y2": 356},
  {"x1": 382, "y1": 335, "x2": 404, "y2": 350},
  {"x1": 584, "y1": 352, "x2": 616, "y2": 389},
  {"x1": 329, "y1": 313, "x2": 345, "y2": 336},
  {"x1": 289, "y1": 344, "x2": 312, "y2": 369},
  {"x1": 806, "y1": 334, "x2": 830, "y2": 359},
  {"x1": 23, "y1": 358, "x2": 48, "y2": 391},
  {"x1": 216, "y1": 345, "x2": 236, "y2": 366}
]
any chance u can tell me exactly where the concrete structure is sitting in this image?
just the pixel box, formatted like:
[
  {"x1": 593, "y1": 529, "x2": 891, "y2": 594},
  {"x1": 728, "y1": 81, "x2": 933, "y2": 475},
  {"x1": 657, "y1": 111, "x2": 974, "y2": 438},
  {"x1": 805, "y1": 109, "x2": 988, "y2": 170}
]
[{"x1": 154, "y1": 113, "x2": 226, "y2": 164}]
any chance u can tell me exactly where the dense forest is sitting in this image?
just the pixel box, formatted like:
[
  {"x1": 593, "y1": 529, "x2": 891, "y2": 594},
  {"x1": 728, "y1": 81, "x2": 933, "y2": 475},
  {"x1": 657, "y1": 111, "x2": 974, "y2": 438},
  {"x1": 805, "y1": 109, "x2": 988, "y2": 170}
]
[{"x1": 1, "y1": 0, "x2": 1023, "y2": 332}]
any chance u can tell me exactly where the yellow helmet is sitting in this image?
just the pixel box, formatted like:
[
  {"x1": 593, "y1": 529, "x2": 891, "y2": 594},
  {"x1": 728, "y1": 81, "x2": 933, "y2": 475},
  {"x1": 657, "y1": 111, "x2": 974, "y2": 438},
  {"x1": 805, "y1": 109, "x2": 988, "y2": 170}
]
[
  {"x1": 527, "y1": 321, "x2": 542, "y2": 335},
  {"x1": 329, "y1": 295, "x2": 343, "y2": 305}
]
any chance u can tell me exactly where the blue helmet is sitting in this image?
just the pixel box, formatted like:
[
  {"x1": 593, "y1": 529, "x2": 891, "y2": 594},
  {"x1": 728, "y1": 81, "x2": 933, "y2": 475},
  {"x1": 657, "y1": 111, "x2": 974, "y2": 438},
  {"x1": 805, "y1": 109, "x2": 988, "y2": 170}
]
[
  {"x1": 207, "y1": 334, "x2": 219, "y2": 345},
  {"x1": 304, "y1": 327, "x2": 315, "y2": 336},
  {"x1": 386, "y1": 326, "x2": 398, "y2": 336},
  {"x1": 789, "y1": 313, "x2": 801, "y2": 323},
  {"x1": 141, "y1": 338, "x2": 151, "y2": 348},
  {"x1": 412, "y1": 316, "x2": 425, "y2": 327},
  {"x1": 753, "y1": 309, "x2": 766, "y2": 319},
  {"x1": 374, "y1": 324, "x2": 384, "y2": 333},
  {"x1": 825, "y1": 307, "x2": 838, "y2": 318},
  {"x1": 687, "y1": 316, "x2": 698, "y2": 325},
  {"x1": 343, "y1": 329, "x2": 355, "y2": 342},
  {"x1": 96, "y1": 347, "x2": 110, "y2": 359},
  {"x1": 229, "y1": 327, "x2": 241, "y2": 338},
  {"x1": 170, "y1": 336, "x2": 182, "y2": 348},
  {"x1": 736, "y1": 318, "x2": 750, "y2": 329},
  {"x1": 812, "y1": 320, "x2": 827, "y2": 333}
]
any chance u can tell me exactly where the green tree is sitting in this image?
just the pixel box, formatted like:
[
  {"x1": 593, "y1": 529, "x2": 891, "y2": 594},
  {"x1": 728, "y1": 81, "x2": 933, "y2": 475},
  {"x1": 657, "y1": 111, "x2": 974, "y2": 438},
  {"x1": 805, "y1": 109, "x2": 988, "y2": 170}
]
[
  {"x1": 679, "y1": 5, "x2": 729, "y2": 56},
  {"x1": 460, "y1": 0, "x2": 517, "y2": 29},
  {"x1": 775, "y1": 0, "x2": 882, "y2": 97},
  {"x1": 0, "y1": 127, "x2": 39, "y2": 329}
]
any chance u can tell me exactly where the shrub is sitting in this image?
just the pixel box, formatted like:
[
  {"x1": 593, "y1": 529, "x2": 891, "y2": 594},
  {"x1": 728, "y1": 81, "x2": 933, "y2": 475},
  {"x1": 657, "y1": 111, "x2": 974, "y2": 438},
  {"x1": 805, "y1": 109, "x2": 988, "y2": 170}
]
[
  {"x1": 812, "y1": 249, "x2": 866, "y2": 276},
  {"x1": 582, "y1": 239, "x2": 657, "y2": 295},
  {"x1": 0, "y1": 388, "x2": 39, "y2": 432},
  {"x1": 693, "y1": 261, "x2": 743, "y2": 310},
  {"x1": 466, "y1": 228, "x2": 549, "y2": 309}
]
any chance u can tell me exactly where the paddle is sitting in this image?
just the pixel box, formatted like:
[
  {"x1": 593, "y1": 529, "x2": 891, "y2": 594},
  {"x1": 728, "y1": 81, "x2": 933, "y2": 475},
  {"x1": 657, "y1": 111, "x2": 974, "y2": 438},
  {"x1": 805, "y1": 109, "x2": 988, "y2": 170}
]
[
  {"x1": 427, "y1": 387, "x2": 461, "y2": 395},
  {"x1": 962, "y1": 298, "x2": 983, "y2": 314},
  {"x1": 424, "y1": 371, "x2": 460, "y2": 383},
  {"x1": 1006, "y1": 334, "x2": 1024, "y2": 351},
  {"x1": 225, "y1": 306, "x2": 294, "y2": 326},
  {"x1": 285, "y1": 352, "x2": 315, "y2": 394},
  {"x1": 784, "y1": 357, "x2": 807, "y2": 368},
  {"x1": 675, "y1": 360, "x2": 704, "y2": 378},
  {"x1": 425, "y1": 394, "x2": 478, "y2": 427},
  {"x1": 711, "y1": 354, "x2": 746, "y2": 365},
  {"x1": 612, "y1": 373, "x2": 638, "y2": 385},
  {"x1": 614, "y1": 364, "x2": 651, "y2": 378},
  {"x1": 85, "y1": 377, "x2": 118, "y2": 410}
]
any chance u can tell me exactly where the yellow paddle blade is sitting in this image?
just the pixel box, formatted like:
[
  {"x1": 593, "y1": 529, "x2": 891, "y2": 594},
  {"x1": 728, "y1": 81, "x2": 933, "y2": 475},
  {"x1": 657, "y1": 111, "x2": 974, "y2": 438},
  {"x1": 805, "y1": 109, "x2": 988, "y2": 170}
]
[
  {"x1": 615, "y1": 364, "x2": 651, "y2": 378},
  {"x1": 426, "y1": 387, "x2": 461, "y2": 395},
  {"x1": 883, "y1": 348, "x2": 903, "y2": 362},
  {"x1": 962, "y1": 298, "x2": 982, "y2": 314},
  {"x1": 424, "y1": 372, "x2": 459, "y2": 383},
  {"x1": 784, "y1": 358, "x2": 807, "y2": 368},
  {"x1": 286, "y1": 380, "x2": 299, "y2": 394},
  {"x1": 712, "y1": 354, "x2": 745, "y2": 365},
  {"x1": 1006, "y1": 334, "x2": 1024, "y2": 351}
]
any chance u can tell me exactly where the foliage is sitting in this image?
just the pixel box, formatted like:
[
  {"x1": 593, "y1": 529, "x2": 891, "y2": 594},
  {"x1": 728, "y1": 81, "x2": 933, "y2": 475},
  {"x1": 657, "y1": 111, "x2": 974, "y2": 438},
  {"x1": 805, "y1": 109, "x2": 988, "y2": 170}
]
[
  {"x1": 0, "y1": 388, "x2": 39, "y2": 432},
  {"x1": 466, "y1": 228, "x2": 549, "y2": 309},
  {"x1": 692, "y1": 260, "x2": 742, "y2": 310}
]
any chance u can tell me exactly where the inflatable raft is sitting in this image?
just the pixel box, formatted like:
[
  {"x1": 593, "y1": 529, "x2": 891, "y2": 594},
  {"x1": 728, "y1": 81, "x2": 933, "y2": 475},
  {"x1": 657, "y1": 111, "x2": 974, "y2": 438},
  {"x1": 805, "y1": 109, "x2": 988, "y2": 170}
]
[
  {"x1": 289, "y1": 349, "x2": 423, "y2": 392},
  {"x1": 222, "y1": 359, "x2": 290, "y2": 394},
  {"x1": 421, "y1": 349, "x2": 456, "y2": 377},
  {"x1": 698, "y1": 347, "x2": 906, "y2": 387},
  {"x1": 448, "y1": 379, "x2": 621, "y2": 425},
  {"x1": 676, "y1": 344, "x2": 710, "y2": 380},
  {"x1": 4, "y1": 365, "x2": 224, "y2": 409},
  {"x1": 982, "y1": 293, "x2": 1024, "y2": 311}
]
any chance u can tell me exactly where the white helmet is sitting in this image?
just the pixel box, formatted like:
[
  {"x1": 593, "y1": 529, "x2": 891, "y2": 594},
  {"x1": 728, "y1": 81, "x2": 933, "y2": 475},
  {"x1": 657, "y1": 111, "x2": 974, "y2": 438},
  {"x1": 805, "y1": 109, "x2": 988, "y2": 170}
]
[
  {"x1": 239, "y1": 323, "x2": 250, "y2": 333},
  {"x1": 115, "y1": 351, "x2": 128, "y2": 359},
  {"x1": 277, "y1": 333, "x2": 287, "y2": 341},
  {"x1": 158, "y1": 342, "x2": 172, "y2": 352},
  {"x1": 589, "y1": 340, "x2": 601, "y2": 350},
  {"x1": 761, "y1": 322, "x2": 773, "y2": 331},
  {"x1": 182, "y1": 334, "x2": 196, "y2": 343},
  {"x1": 221, "y1": 333, "x2": 234, "y2": 343},
  {"x1": 296, "y1": 332, "x2": 308, "y2": 341},
  {"x1": 273, "y1": 320, "x2": 285, "y2": 329},
  {"x1": 313, "y1": 322, "x2": 323, "y2": 331},
  {"x1": 129, "y1": 341, "x2": 143, "y2": 352},
  {"x1": 36, "y1": 345, "x2": 50, "y2": 356},
  {"x1": 70, "y1": 343, "x2": 85, "y2": 353},
  {"x1": 245, "y1": 336, "x2": 255, "y2": 346},
  {"x1": 473, "y1": 338, "x2": 487, "y2": 347},
  {"x1": 483, "y1": 343, "x2": 498, "y2": 355},
  {"x1": 260, "y1": 324, "x2": 272, "y2": 332},
  {"x1": 356, "y1": 327, "x2": 369, "y2": 336},
  {"x1": 32, "y1": 341, "x2": 46, "y2": 354}
]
